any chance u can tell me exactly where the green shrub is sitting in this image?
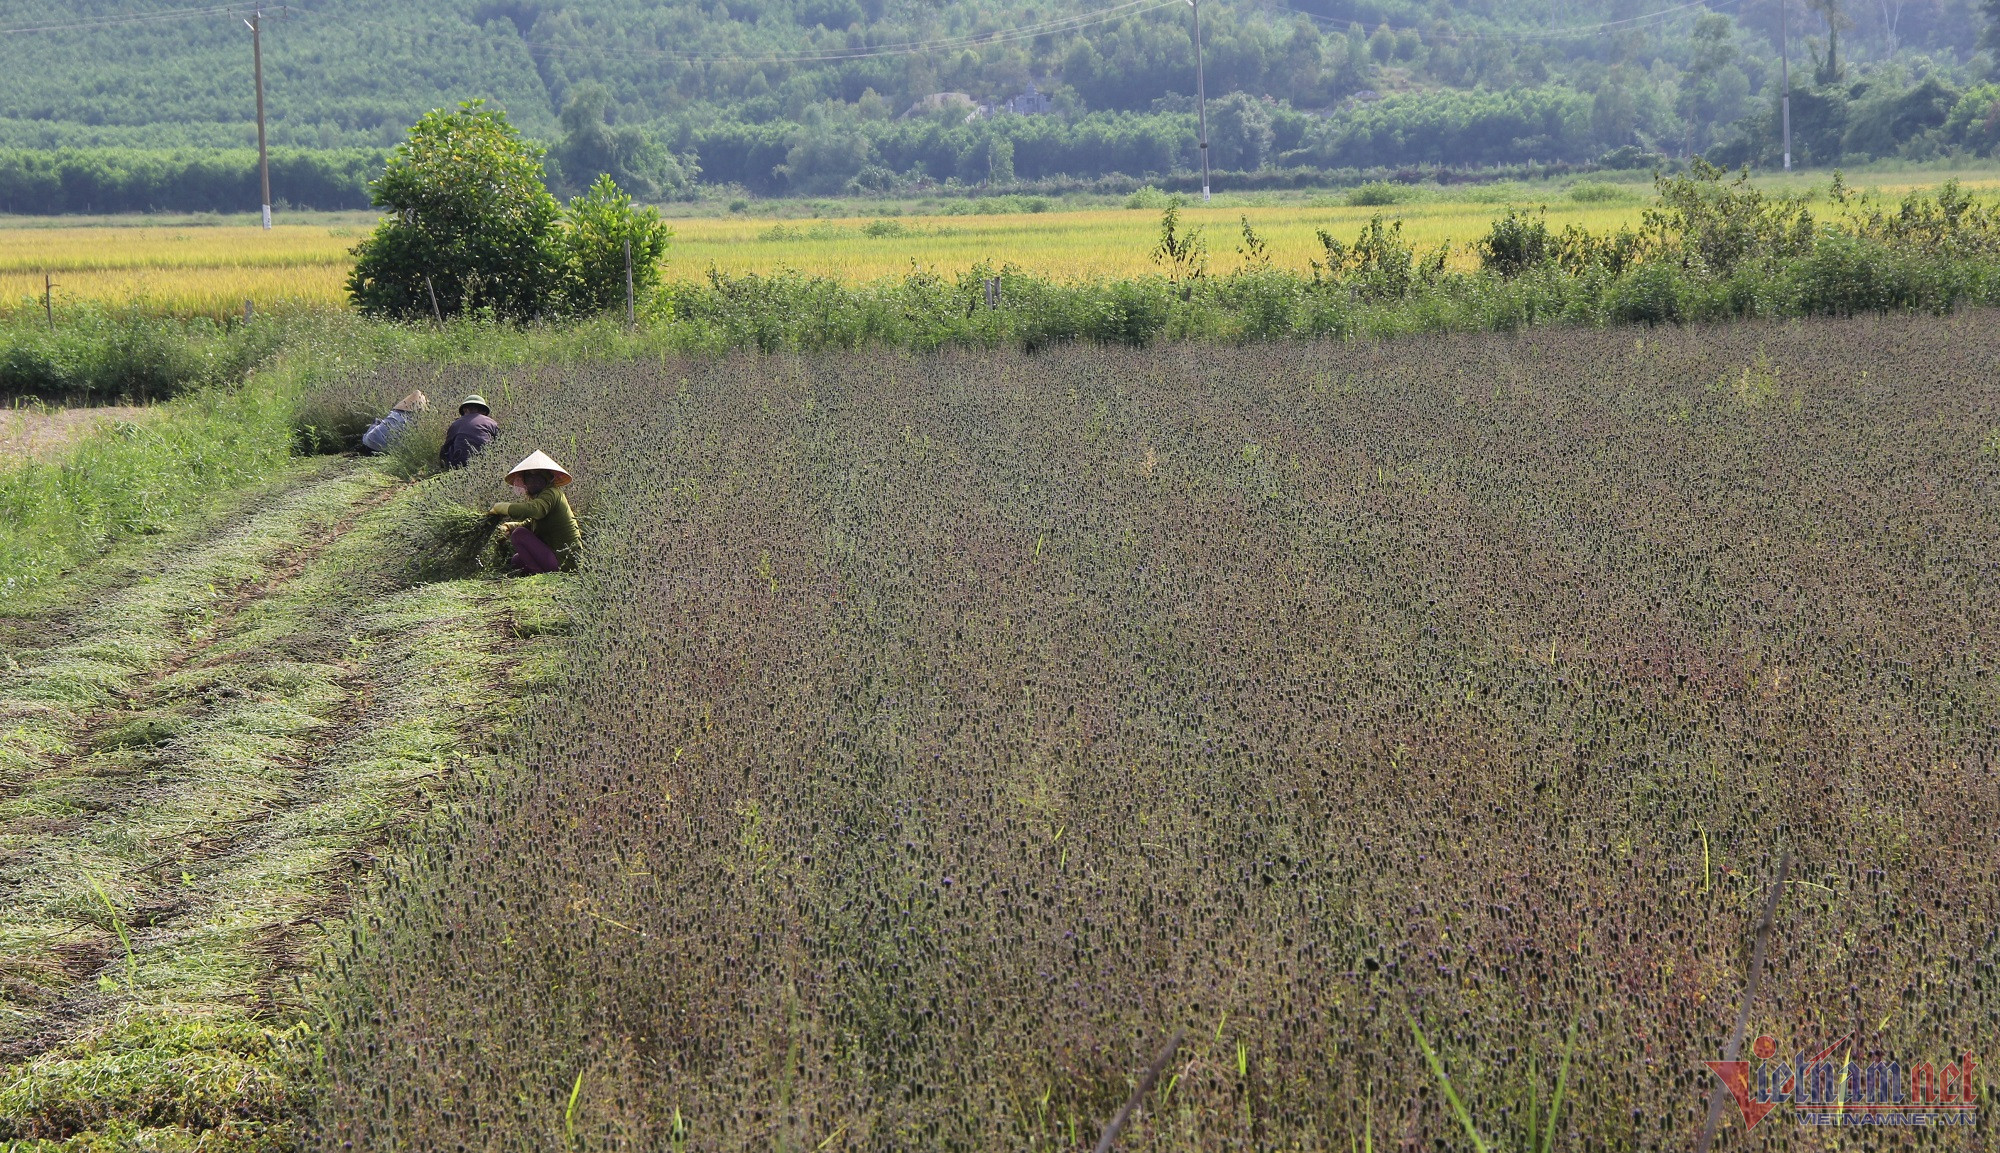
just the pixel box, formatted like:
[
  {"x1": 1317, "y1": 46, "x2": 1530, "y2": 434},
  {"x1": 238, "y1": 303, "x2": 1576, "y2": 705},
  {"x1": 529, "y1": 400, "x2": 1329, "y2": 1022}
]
[
  {"x1": 558, "y1": 174, "x2": 673, "y2": 317},
  {"x1": 1478, "y1": 211, "x2": 1558, "y2": 278},
  {"x1": 1608, "y1": 260, "x2": 1682, "y2": 325},
  {"x1": 1786, "y1": 233, "x2": 1913, "y2": 316},
  {"x1": 1566, "y1": 180, "x2": 1639, "y2": 203},
  {"x1": 347, "y1": 102, "x2": 565, "y2": 322},
  {"x1": 0, "y1": 311, "x2": 281, "y2": 405},
  {"x1": 1345, "y1": 181, "x2": 1408, "y2": 206},
  {"x1": 1093, "y1": 279, "x2": 1173, "y2": 346}
]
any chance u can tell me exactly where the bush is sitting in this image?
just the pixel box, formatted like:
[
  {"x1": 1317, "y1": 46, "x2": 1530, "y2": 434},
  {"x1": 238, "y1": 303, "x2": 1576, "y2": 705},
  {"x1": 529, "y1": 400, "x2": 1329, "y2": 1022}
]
[
  {"x1": 1478, "y1": 211, "x2": 1558, "y2": 278},
  {"x1": 1345, "y1": 181, "x2": 1409, "y2": 206},
  {"x1": 1092, "y1": 279, "x2": 1173, "y2": 346},
  {"x1": 559, "y1": 174, "x2": 674, "y2": 317},
  {"x1": 350, "y1": 104, "x2": 676, "y2": 323},
  {"x1": 348, "y1": 102, "x2": 566, "y2": 322},
  {"x1": 1566, "y1": 180, "x2": 1638, "y2": 203},
  {"x1": 1608, "y1": 260, "x2": 1682, "y2": 325},
  {"x1": 0, "y1": 312, "x2": 281, "y2": 404}
]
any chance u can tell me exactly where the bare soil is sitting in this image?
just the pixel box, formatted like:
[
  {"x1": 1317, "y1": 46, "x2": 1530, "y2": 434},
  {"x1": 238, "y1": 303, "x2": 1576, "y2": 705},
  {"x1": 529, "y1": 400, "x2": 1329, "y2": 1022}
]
[{"x1": 0, "y1": 404, "x2": 150, "y2": 463}]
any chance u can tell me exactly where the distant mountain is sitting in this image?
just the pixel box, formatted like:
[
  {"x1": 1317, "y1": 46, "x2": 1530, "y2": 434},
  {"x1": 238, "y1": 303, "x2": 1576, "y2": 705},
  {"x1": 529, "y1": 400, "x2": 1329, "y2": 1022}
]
[{"x1": 0, "y1": 0, "x2": 1983, "y2": 196}]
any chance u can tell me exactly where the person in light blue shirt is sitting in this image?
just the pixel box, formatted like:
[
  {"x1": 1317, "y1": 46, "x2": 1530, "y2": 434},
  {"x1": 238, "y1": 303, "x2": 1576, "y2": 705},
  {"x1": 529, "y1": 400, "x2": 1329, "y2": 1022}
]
[{"x1": 361, "y1": 390, "x2": 427, "y2": 453}]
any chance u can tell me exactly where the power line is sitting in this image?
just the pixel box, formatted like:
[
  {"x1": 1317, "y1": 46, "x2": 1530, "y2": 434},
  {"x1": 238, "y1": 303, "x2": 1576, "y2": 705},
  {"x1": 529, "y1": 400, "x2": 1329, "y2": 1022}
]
[
  {"x1": 0, "y1": 2, "x2": 287, "y2": 36},
  {"x1": 1255, "y1": 0, "x2": 1743, "y2": 42},
  {"x1": 494, "y1": 0, "x2": 1185, "y2": 67}
]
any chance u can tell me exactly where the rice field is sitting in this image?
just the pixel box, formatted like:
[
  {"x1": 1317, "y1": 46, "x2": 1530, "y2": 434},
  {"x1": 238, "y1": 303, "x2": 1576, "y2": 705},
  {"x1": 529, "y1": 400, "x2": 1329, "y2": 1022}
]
[
  {"x1": 670, "y1": 199, "x2": 1648, "y2": 280},
  {"x1": 3, "y1": 172, "x2": 1997, "y2": 316},
  {"x1": 3, "y1": 205, "x2": 1627, "y2": 316},
  {"x1": 0, "y1": 221, "x2": 360, "y2": 316}
]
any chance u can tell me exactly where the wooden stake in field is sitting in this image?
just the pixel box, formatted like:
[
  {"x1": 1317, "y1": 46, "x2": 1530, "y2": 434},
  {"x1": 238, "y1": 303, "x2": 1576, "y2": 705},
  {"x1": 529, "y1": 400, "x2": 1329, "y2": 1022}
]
[
  {"x1": 624, "y1": 238, "x2": 635, "y2": 326},
  {"x1": 1696, "y1": 850, "x2": 1791, "y2": 1153},
  {"x1": 425, "y1": 275, "x2": 443, "y2": 323},
  {"x1": 244, "y1": 299, "x2": 254, "y2": 324},
  {"x1": 43, "y1": 274, "x2": 54, "y2": 330}
]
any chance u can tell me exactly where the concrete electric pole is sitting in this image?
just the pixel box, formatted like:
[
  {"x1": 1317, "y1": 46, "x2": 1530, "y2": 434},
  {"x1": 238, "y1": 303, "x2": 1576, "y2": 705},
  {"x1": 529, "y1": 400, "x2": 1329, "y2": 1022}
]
[
  {"x1": 247, "y1": 11, "x2": 272, "y2": 228},
  {"x1": 1189, "y1": 0, "x2": 1210, "y2": 202}
]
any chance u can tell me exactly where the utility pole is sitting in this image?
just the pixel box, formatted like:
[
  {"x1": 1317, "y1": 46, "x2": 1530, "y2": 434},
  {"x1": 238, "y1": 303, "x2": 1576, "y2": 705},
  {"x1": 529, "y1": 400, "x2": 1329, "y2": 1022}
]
[
  {"x1": 247, "y1": 10, "x2": 272, "y2": 228},
  {"x1": 1779, "y1": 0, "x2": 1792, "y2": 170},
  {"x1": 1188, "y1": 0, "x2": 1211, "y2": 203}
]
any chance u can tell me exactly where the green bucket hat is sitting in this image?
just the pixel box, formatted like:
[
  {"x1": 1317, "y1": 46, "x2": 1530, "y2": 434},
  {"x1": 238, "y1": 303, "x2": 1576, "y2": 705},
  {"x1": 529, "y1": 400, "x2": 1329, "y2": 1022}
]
[{"x1": 459, "y1": 394, "x2": 491, "y2": 415}]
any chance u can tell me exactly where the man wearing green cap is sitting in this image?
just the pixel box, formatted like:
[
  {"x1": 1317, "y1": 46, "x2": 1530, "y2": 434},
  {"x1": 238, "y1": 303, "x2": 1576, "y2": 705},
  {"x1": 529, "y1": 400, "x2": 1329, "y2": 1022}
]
[{"x1": 440, "y1": 394, "x2": 499, "y2": 469}]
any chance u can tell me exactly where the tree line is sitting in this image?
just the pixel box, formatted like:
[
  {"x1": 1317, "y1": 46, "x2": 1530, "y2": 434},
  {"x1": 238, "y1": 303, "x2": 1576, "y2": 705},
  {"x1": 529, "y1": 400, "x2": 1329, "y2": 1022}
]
[
  {"x1": 2, "y1": 0, "x2": 1999, "y2": 215},
  {"x1": 0, "y1": 149, "x2": 382, "y2": 215}
]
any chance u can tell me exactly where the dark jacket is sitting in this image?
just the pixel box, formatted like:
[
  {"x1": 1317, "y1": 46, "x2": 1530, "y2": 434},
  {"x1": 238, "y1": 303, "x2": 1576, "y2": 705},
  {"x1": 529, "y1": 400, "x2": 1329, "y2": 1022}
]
[
  {"x1": 440, "y1": 412, "x2": 500, "y2": 468},
  {"x1": 501, "y1": 486, "x2": 582, "y2": 568}
]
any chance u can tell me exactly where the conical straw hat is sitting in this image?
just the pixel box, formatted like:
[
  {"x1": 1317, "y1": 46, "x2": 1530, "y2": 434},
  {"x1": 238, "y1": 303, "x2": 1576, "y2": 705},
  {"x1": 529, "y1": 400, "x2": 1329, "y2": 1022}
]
[
  {"x1": 392, "y1": 390, "x2": 428, "y2": 413},
  {"x1": 505, "y1": 450, "x2": 573, "y2": 486}
]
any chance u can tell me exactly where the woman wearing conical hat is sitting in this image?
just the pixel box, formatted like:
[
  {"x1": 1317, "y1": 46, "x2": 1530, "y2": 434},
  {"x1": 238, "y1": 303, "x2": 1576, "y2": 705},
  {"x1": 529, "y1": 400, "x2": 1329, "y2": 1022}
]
[
  {"x1": 488, "y1": 450, "x2": 581, "y2": 575},
  {"x1": 360, "y1": 390, "x2": 426, "y2": 454}
]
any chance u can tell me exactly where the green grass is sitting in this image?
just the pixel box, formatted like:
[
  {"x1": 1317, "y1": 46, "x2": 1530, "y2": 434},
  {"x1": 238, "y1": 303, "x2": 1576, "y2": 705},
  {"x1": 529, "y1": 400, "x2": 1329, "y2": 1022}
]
[
  {"x1": 0, "y1": 310, "x2": 699, "y2": 613},
  {"x1": 0, "y1": 459, "x2": 571, "y2": 1151},
  {"x1": 1404, "y1": 1008, "x2": 1578, "y2": 1153},
  {"x1": 0, "y1": 383, "x2": 306, "y2": 608}
]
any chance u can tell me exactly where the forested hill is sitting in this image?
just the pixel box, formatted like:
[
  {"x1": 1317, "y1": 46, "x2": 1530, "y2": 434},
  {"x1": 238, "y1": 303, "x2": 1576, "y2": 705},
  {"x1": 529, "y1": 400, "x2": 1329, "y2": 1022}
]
[{"x1": 0, "y1": 0, "x2": 1988, "y2": 204}]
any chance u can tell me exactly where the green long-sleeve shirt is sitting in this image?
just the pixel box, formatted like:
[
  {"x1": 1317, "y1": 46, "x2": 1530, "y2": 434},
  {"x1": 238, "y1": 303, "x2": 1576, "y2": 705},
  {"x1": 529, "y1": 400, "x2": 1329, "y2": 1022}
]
[{"x1": 502, "y1": 487, "x2": 582, "y2": 568}]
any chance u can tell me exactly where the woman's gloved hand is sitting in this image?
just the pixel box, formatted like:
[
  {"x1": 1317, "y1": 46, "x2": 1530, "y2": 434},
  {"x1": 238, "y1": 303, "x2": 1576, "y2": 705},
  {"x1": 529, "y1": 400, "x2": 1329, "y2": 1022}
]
[{"x1": 489, "y1": 502, "x2": 513, "y2": 516}]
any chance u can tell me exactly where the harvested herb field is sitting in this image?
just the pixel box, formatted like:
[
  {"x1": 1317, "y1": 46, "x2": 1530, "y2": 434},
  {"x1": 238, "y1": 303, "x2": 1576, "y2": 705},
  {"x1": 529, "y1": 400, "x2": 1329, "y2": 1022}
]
[
  {"x1": 315, "y1": 315, "x2": 2000, "y2": 1151},
  {"x1": 0, "y1": 462, "x2": 570, "y2": 1150}
]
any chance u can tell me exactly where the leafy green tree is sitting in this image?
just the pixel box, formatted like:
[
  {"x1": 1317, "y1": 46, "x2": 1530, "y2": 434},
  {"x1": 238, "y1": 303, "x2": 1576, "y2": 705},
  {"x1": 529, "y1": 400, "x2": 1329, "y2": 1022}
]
[
  {"x1": 1945, "y1": 83, "x2": 2000, "y2": 151},
  {"x1": 1368, "y1": 23, "x2": 1396, "y2": 63},
  {"x1": 550, "y1": 81, "x2": 697, "y2": 199},
  {"x1": 559, "y1": 174, "x2": 674, "y2": 316},
  {"x1": 1807, "y1": 0, "x2": 1852, "y2": 87},
  {"x1": 1591, "y1": 68, "x2": 1641, "y2": 148},
  {"x1": 1343, "y1": 23, "x2": 1374, "y2": 88},
  {"x1": 348, "y1": 101, "x2": 563, "y2": 320},
  {"x1": 983, "y1": 137, "x2": 1015, "y2": 184},
  {"x1": 1843, "y1": 75, "x2": 1959, "y2": 158},
  {"x1": 1209, "y1": 92, "x2": 1274, "y2": 170},
  {"x1": 780, "y1": 124, "x2": 873, "y2": 193},
  {"x1": 1279, "y1": 19, "x2": 1322, "y2": 102},
  {"x1": 1676, "y1": 15, "x2": 1751, "y2": 153}
]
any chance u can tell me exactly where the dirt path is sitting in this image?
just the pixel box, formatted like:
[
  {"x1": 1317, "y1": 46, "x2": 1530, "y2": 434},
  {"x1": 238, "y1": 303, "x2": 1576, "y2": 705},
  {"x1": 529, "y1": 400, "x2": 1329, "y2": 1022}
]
[
  {"x1": 0, "y1": 455, "x2": 356, "y2": 659},
  {"x1": 0, "y1": 462, "x2": 568, "y2": 1149},
  {"x1": 0, "y1": 404, "x2": 152, "y2": 464}
]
